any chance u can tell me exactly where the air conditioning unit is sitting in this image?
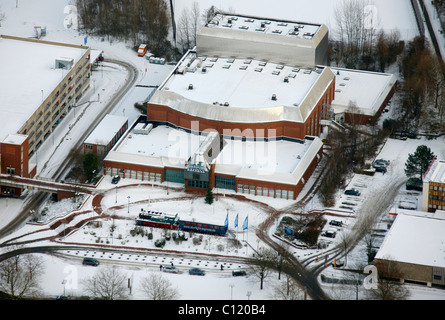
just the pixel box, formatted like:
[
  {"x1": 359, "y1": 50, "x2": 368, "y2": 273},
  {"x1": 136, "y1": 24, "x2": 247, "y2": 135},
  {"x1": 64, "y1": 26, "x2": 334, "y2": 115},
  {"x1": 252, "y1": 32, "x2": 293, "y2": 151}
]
[{"x1": 271, "y1": 94, "x2": 277, "y2": 101}]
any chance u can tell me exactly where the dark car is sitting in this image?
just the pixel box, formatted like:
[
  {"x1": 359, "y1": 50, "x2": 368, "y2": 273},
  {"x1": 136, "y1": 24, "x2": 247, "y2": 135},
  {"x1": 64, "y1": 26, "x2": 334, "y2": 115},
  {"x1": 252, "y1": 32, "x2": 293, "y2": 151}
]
[
  {"x1": 82, "y1": 257, "x2": 99, "y2": 266},
  {"x1": 344, "y1": 189, "x2": 360, "y2": 196},
  {"x1": 329, "y1": 220, "x2": 343, "y2": 227},
  {"x1": 111, "y1": 175, "x2": 121, "y2": 184},
  {"x1": 375, "y1": 166, "x2": 387, "y2": 173},
  {"x1": 232, "y1": 270, "x2": 247, "y2": 277},
  {"x1": 189, "y1": 268, "x2": 205, "y2": 276}
]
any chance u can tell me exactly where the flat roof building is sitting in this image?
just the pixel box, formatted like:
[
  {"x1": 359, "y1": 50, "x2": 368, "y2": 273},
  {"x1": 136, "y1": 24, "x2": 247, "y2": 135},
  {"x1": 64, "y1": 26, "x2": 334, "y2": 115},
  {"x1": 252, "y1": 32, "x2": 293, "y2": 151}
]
[
  {"x1": 197, "y1": 9, "x2": 329, "y2": 66},
  {"x1": 104, "y1": 118, "x2": 322, "y2": 200},
  {"x1": 422, "y1": 159, "x2": 445, "y2": 212},
  {"x1": 148, "y1": 50, "x2": 336, "y2": 140},
  {"x1": 0, "y1": 35, "x2": 91, "y2": 195},
  {"x1": 330, "y1": 68, "x2": 397, "y2": 125},
  {"x1": 375, "y1": 210, "x2": 445, "y2": 287},
  {"x1": 0, "y1": 35, "x2": 91, "y2": 156}
]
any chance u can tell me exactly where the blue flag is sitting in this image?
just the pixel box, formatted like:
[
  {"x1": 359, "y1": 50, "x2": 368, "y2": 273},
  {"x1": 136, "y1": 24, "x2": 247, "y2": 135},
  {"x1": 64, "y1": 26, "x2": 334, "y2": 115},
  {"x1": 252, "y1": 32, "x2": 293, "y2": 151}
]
[
  {"x1": 243, "y1": 216, "x2": 248, "y2": 230},
  {"x1": 224, "y1": 214, "x2": 228, "y2": 228},
  {"x1": 84, "y1": 36, "x2": 88, "y2": 45},
  {"x1": 234, "y1": 214, "x2": 238, "y2": 228}
]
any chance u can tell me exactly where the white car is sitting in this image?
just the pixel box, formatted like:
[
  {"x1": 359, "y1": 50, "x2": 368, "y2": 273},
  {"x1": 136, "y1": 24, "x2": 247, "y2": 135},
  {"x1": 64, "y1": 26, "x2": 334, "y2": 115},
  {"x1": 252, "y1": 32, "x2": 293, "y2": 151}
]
[{"x1": 163, "y1": 265, "x2": 179, "y2": 273}]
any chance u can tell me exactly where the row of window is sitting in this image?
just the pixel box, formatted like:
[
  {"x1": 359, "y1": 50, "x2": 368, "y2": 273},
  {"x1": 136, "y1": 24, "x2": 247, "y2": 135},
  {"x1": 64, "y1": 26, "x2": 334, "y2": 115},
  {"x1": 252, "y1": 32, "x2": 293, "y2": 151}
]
[
  {"x1": 237, "y1": 184, "x2": 294, "y2": 200},
  {"x1": 107, "y1": 168, "x2": 295, "y2": 199},
  {"x1": 429, "y1": 195, "x2": 445, "y2": 201},
  {"x1": 430, "y1": 185, "x2": 445, "y2": 192},
  {"x1": 108, "y1": 168, "x2": 162, "y2": 182},
  {"x1": 428, "y1": 204, "x2": 445, "y2": 210}
]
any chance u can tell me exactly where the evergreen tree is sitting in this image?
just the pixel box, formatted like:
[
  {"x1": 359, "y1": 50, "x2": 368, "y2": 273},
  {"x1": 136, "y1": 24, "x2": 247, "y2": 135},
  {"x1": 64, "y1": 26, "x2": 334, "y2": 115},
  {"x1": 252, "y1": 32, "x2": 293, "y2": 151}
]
[
  {"x1": 204, "y1": 187, "x2": 214, "y2": 205},
  {"x1": 83, "y1": 152, "x2": 99, "y2": 182},
  {"x1": 404, "y1": 145, "x2": 435, "y2": 180}
]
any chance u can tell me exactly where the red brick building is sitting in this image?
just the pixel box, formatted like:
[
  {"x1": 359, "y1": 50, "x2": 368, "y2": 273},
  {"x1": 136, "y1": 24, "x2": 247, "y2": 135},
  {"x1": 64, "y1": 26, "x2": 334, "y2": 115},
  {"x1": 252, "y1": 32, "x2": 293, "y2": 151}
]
[{"x1": 0, "y1": 134, "x2": 36, "y2": 196}]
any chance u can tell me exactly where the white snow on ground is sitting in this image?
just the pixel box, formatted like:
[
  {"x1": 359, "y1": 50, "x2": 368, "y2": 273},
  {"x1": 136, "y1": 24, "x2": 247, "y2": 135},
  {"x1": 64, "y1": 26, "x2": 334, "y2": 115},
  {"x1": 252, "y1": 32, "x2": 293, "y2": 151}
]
[{"x1": 0, "y1": 0, "x2": 444, "y2": 301}]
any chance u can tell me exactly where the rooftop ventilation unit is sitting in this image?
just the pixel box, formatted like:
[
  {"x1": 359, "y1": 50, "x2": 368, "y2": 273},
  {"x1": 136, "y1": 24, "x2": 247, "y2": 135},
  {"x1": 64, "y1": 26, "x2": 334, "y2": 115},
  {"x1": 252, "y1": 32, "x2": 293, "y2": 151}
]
[
  {"x1": 272, "y1": 94, "x2": 277, "y2": 101},
  {"x1": 188, "y1": 84, "x2": 193, "y2": 90},
  {"x1": 284, "y1": 77, "x2": 289, "y2": 83},
  {"x1": 55, "y1": 58, "x2": 73, "y2": 70}
]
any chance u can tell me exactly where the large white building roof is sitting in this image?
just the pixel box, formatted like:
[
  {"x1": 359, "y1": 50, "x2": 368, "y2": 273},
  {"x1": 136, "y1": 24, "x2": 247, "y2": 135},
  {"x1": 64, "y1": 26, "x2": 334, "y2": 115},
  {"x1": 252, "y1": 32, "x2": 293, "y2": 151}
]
[
  {"x1": 151, "y1": 50, "x2": 335, "y2": 124},
  {"x1": 375, "y1": 211, "x2": 445, "y2": 268},
  {"x1": 0, "y1": 36, "x2": 89, "y2": 141},
  {"x1": 205, "y1": 13, "x2": 322, "y2": 41},
  {"x1": 214, "y1": 136, "x2": 322, "y2": 185},
  {"x1": 107, "y1": 124, "x2": 207, "y2": 169},
  {"x1": 197, "y1": 10, "x2": 329, "y2": 66},
  {"x1": 330, "y1": 68, "x2": 397, "y2": 116}
]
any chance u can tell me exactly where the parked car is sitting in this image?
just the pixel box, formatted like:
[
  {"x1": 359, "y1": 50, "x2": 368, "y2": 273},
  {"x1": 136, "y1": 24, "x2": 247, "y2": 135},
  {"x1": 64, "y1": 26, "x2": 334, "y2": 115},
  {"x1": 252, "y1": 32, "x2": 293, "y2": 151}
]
[
  {"x1": 344, "y1": 189, "x2": 360, "y2": 196},
  {"x1": 232, "y1": 270, "x2": 247, "y2": 277},
  {"x1": 163, "y1": 265, "x2": 179, "y2": 273},
  {"x1": 373, "y1": 159, "x2": 390, "y2": 167},
  {"x1": 375, "y1": 166, "x2": 387, "y2": 173},
  {"x1": 82, "y1": 257, "x2": 99, "y2": 266},
  {"x1": 329, "y1": 220, "x2": 343, "y2": 227},
  {"x1": 189, "y1": 268, "x2": 205, "y2": 276},
  {"x1": 321, "y1": 229, "x2": 337, "y2": 238},
  {"x1": 111, "y1": 175, "x2": 120, "y2": 184}
]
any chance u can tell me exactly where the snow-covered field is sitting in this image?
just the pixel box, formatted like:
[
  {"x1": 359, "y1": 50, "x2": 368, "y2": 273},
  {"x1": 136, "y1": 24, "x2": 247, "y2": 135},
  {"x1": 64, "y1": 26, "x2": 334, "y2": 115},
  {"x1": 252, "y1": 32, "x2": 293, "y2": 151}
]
[{"x1": 0, "y1": 0, "x2": 444, "y2": 302}]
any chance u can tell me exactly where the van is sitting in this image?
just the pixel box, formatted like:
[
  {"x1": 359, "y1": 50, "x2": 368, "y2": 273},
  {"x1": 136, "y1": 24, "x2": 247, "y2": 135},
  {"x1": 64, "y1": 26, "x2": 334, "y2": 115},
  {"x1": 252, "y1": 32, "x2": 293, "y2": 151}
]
[
  {"x1": 83, "y1": 257, "x2": 99, "y2": 266},
  {"x1": 137, "y1": 44, "x2": 148, "y2": 57}
]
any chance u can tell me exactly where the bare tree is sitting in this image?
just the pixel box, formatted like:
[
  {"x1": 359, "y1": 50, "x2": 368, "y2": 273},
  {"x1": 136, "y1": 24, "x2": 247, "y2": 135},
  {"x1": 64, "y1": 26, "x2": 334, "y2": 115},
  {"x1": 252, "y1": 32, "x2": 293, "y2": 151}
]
[
  {"x1": 334, "y1": 0, "x2": 379, "y2": 67},
  {"x1": 367, "y1": 258, "x2": 410, "y2": 300},
  {"x1": 0, "y1": 6, "x2": 6, "y2": 27},
  {"x1": 0, "y1": 253, "x2": 45, "y2": 299},
  {"x1": 177, "y1": 7, "x2": 192, "y2": 53},
  {"x1": 140, "y1": 272, "x2": 179, "y2": 300},
  {"x1": 272, "y1": 273, "x2": 305, "y2": 300},
  {"x1": 248, "y1": 248, "x2": 276, "y2": 290},
  {"x1": 81, "y1": 266, "x2": 129, "y2": 300}
]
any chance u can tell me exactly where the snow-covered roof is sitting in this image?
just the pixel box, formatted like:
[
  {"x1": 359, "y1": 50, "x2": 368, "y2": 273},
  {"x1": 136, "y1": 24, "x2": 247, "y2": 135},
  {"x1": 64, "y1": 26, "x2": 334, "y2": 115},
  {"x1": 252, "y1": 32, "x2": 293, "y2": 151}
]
[
  {"x1": 330, "y1": 68, "x2": 397, "y2": 116},
  {"x1": 375, "y1": 211, "x2": 445, "y2": 268},
  {"x1": 2, "y1": 133, "x2": 28, "y2": 145},
  {"x1": 151, "y1": 50, "x2": 335, "y2": 123},
  {"x1": 84, "y1": 114, "x2": 128, "y2": 146},
  {"x1": 424, "y1": 160, "x2": 445, "y2": 184},
  {"x1": 0, "y1": 35, "x2": 89, "y2": 141},
  {"x1": 197, "y1": 10, "x2": 329, "y2": 66},
  {"x1": 206, "y1": 12, "x2": 322, "y2": 41},
  {"x1": 106, "y1": 124, "x2": 207, "y2": 169},
  {"x1": 214, "y1": 136, "x2": 323, "y2": 185}
]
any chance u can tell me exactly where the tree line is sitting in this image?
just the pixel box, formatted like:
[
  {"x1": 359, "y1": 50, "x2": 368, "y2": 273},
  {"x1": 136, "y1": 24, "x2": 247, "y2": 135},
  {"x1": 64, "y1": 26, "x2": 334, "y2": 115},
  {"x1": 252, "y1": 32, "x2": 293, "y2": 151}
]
[{"x1": 75, "y1": 0, "x2": 176, "y2": 58}]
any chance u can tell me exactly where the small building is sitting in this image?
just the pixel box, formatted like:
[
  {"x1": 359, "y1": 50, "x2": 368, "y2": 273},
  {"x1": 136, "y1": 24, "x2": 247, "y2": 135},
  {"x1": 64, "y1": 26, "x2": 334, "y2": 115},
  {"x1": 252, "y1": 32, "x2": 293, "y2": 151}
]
[
  {"x1": 422, "y1": 159, "x2": 445, "y2": 212},
  {"x1": 83, "y1": 114, "x2": 128, "y2": 157},
  {"x1": 329, "y1": 68, "x2": 397, "y2": 125},
  {"x1": 375, "y1": 210, "x2": 445, "y2": 287}
]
